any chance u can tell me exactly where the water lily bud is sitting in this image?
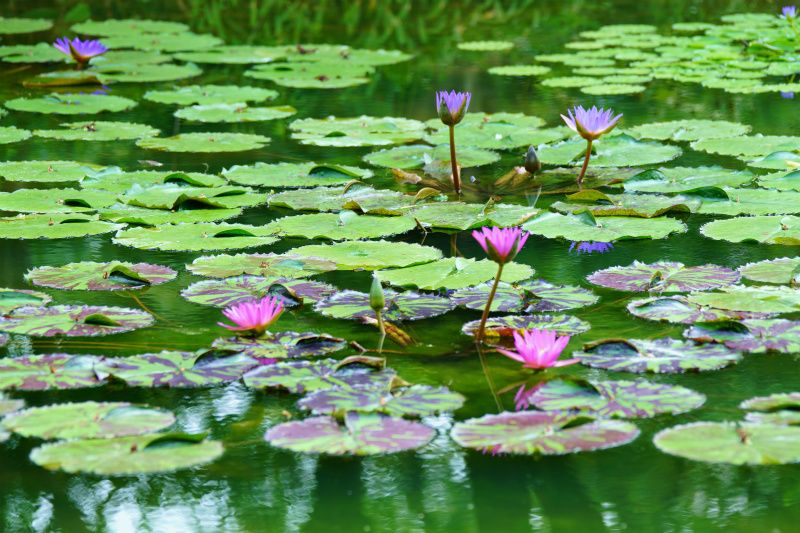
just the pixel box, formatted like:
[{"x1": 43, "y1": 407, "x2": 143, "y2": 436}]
[
  {"x1": 523, "y1": 146, "x2": 541, "y2": 174},
  {"x1": 369, "y1": 273, "x2": 385, "y2": 312},
  {"x1": 435, "y1": 90, "x2": 471, "y2": 126}
]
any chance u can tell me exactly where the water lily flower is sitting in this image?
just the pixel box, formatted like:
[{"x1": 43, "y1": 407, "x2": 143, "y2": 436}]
[
  {"x1": 569, "y1": 241, "x2": 614, "y2": 254},
  {"x1": 54, "y1": 37, "x2": 108, "y2": 68},
  {"x1": 496, "y1": 329, "x2": 576, "y2": 370},
  {"x1": 435, "y1": 90, "x2": 471, "y2": 194},
  {"x1": 561, "y1": 105, "x2": 622, "y2": 187},
  {"x1": 218, "y1": 296, "x2": 284, "y2": 337},
  {"x1": 783, "y1": 5, "x2": 797, "y2": 18},
  {"x1": 781, "y1": 91, "x2": 796, "y2": 99}
]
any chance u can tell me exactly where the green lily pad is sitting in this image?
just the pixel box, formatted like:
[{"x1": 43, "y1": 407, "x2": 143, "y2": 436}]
[
  {"x1": 739, "y1": 257, "x2": 800, "y2": 285},
  {"x1": 0, "y1": 43, "x2": 66, "y2": 63},
  {"x1": 175, "y1": 103, "x2": 296, "y2": 123},
  {"x1": 575, "y1": 338, "x2": 741, "y2": 373},
  {"x1": 701, "y1": 215, "x2": 800, "y2": 245},
  {"x1": 488, "y1": 65, "x2": 551, "y2": 76},
  {"x1": 422, "y1": 112, "x2": 562, "y2": 151},
  {"x1": 451, "y1": 411, "x2": 639, "y2": 455},
  {"x1": 462, "y1": 314, "x2": 591, "y2": 338},
  {"x1": 290, "y1": 240, "x2": 441, "y2": 270},
  {"x1": 91, "y1": 62, "x2": 203, "y2": 83},
  {"x1": 741, "y1": 393, "x2": 800, "y2": 425},
  {"x1": 137, "y1": 132, "x2": 270, "y2": 153},
  {"x1": 265, "y1": 413, "x2": 434, "y2": 455},
  {"x1": 757, "y1": 170, "x2": 800, "y2": 191},
  {"x1": 244, "y1": 356, "x2": 398, "y2": 394},
  {"x1": 298, "y1": 385, "x2": 464, "y2": 417},
  {"x1": 187, "y1": 252, "x2": 336, "y2": 279},
  {"x1": 101, "y1": 32, "x2": 223, "y2": 52},
  {"x1": 0, "y1": 214, "x2": 122, "y2": 240},
  {"x1": 0, "y1": 354, "x2": 103, "y2": 391},
  {"x1": 315, "y1": 289, "x2": 454, "y2": 322},
  {"x1": 173, "y1": 45, "x2": 285, "y2": 64},
  {"x1": 290, "y1": 116, "x2": 425, "y2": 147},
  {"x1": 694, "y1": 188, "x2": 800, "y2": 216},
  {"x1": 222, "y1": 161, "x2": 373, "y2": 188},
  {"x1": 30, "y1": 432, "x2": 223, "y2": 475},
  {"x1": 0, "y1": 288, "x2": 52, "y2": 313},
  {"x1": 268, "y1": 185, "x2": 413, "y2": 214},
  {"x1": 541, "y1": 76, "x2": 602, "y2": 88},
  {"x1": 538, "y1": 135, "x2": 682, "y2": 167},
  {"x1": 0, "y1": 160, "x2": 97, "y2": 183},
  {"x1": 748, "y1": 152, "x2": 800, "y2": 171},
  {"x1": 98, "y1": 204, "x2": 241, "y2": 226},
  {"x1": 627, "y1": 295, "x2": 772, "y2": 324},
  {"x1": 112, "y1": 223, "x2": 279, "y2": 252},
  {"x1": 522, "y1": 212, "x2": 687, "y2": 242},
  {"x1": 378, "y1": 258, "x2": 533, "y2": 290},
  {"x1": 581, "y1": 83, "x2": 646, "y2": 95},
  {"x1": 181, "y1": 276, "x2": 335, "y2": 308},
  {"x1": 2, "y1": 402, "x2": 175, "y2": 440},
  {"x1": 627, "y1": 119, "x2": 750, "y2": 141},
  {"x1": 0, "y1": 17, "x2": 53, "y2": 34},
  {"x1": 520, "y1": 378, "x2": 705, "y2": 419},
  {"x1": 691, "y1": 135, "x2": 800, "y2": 158},
  {"x1": 0, "y1": 126, "x2": 31, "y2": 144},
  {"x1": 272, "y1": 44, "x2": 411, "y2": 65},
  {"x1": 587, "y1": 261, "x2": 740, "y2": 292},
  {"x1": 0, "y1": 394, "x2": 23, "y2": 416},
  {"x1": 684, "y1": 319, "x2": 800, "y2": 354},
  {"x1": 144, "y1": 84, "x2": 278, "y2": 106},
  {"x1": 89, "y1": 50, "x2": 171, "y2": 66},
  {"x1": 688, "y1": 286, "x2": 800, "y2": 314},
  {"x1": 623, "y1": 166, "x2": 754, "y2": 193},
  {"x1": 409, "y1": 202, "x2": 540, "y2": 231},
  {"x1": 654, "y1": 422, "x2": 800, "y2": 465},
  {"x1": 458, "y1": 40, "x2": 514, "y2": 51},
  {"x1": 552, "y1": 190, "x2": 698, "y2": 218},
  {"x1": 5, "y1": 94, "x2": 137, "y2": 115},
  {"x1": 71, "y1": 18, "x2": 190, "y2": 35},
  {"x1": 264, "y1": 212, "x2": 416, "y2": 241},
  {"x1": 33, "y1": 120, "x2": 160, "y2": 141},
  {"x1": 120, "y1": 184, "x2": 264, "y2": 211},
  {"x1": 0, "y1": 188, "x2": 117, "y2": 213},
  {"x1": 452, "y1": 279, "x2": 598, "y2": 313},
  {"x1": 0, "y1": 305, "x2": 153, "y2": 337},
  {"x1": 81, "y1": 169, "x2": 227, "y2": 194},
  {"x1": 363, "y1": 144, "x2": 500, "y2": 169},
  {"x1": 25, "y1": 261, "x2": 177, "y2": 291},
  {"x1": 245, "y1": 61, "x2": 373, "y2": 88},
  {"x1": 212, "y1": 331, "x2": 347, "y2": 361}
]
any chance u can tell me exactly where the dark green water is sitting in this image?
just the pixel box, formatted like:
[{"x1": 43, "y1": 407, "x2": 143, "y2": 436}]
[{"x1": 2, "y1": 0, "x2": 800, "y2": 531}]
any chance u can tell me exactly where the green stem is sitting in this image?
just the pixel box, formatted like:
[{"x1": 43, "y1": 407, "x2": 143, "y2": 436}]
[
  {"x1": 476, "y1": 343, "x2": 503, "y2": 412},
  {"x1": 375, "y1": 310, "x2": 386, "y2": 354},
  {"x1": 577, "y1": 138, "x2": 593, "y2": 188},
  {"x1": 475, "y1": 263, "x2": 503, "y2": 343},
  {"x1": 449, "y1": 125, "x2": 461, "y2": 195}
]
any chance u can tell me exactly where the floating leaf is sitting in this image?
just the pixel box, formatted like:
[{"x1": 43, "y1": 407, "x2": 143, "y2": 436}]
[
  {"x1": 213, "y1": 331, "x2": 347, "y2": 360},
  {"x1": 653, "y1": 422, "x2": 800, "y2": 465},
  {"x1": 587, "y1": 261, "x2": 740, "y2": 292},
  {"x1": 0, "y1": 354, "x2": 103, "y2": 391},
  {"x1": 25, "y1": 261, "x2": 176, "y2": 291},
  {"x1": 623, "y1": 166, "x2": 754, "y2": 193},
  {"x1": 627, "y1": 295, "x2": 771, "y2": 324},
  {"x1": 0, "y1": 43, "x2": 65, "y2": 63},
  {"x1": 757, "y1": 169, "x2": 800, "y2": 191},
  {"x1": 175, "y1": 103, "x2": 296, "y2": 123},
  {"x1": 244, "y1": 356, "x2": 398, "y2": 393},
  {"x1": 700, "y1": 215, "x2": 800, "y2": 245},
  {"x1": 264, "y1": 212, "x2": 416, "y2": 241},
  {"x1": 488, "y1": 65, "x2": 551, "y2": 76},
  {"x1": 30, "y1": 432, "x2": 223, "y2": 475},
  {"x1": 462, "y1": 314, "x2": 590, "y2": 338},
  {"x1": 691, "y1": 135, "x2": 800, "y2": 158},
  {"x1": 581, "y1": 83, "x2": 646, "y2": 95},
  {"x1": 0, "y1": 126, "x2": 32, "y2": 144},
  {"x1": 378, "y1": 258, "x2": 533, "y2": 290},
  {"x1": 298, "y1": 385, "x2": 464, "y2": 417},
  {"x1": 187, "y1": 252, "x2": 336, "y2": 279},
  {"x1": 81, "y1": 169, "x2": 227, "y2": 193},
  {"x1": 0, "y1": 188, "x2": 117, "y2": 213},
  {"x1": 458, "y1": 40, "x2": 514, "y2": 51},
  {"x1": 748, "y1": 151, "x2": 800, "y2": 171},
  {"x1": 71, "y1": 18, "x2": 190, "y2": 35},
  {"x1": 422, "y1": 112, "x2": 563, "y2": 151},
  {"x1": 5, "y1": 94, "x2": 137, "y2": 115},
  {"x1": 268, "y1": 185, "x2": 413, "y2": 215},
  {"x1": 451, "y1": 411, "x2": 639, "y2": 455},
  {"x1": 265, "y1": 412, "x2": 434, "y2": 455},
  {"x1": 245, "y1": 61, "x2": 373, "y2": 89},
  {"x1": 222, "y1": 161, "x2": 373, "y2": 188},
  {"x1": 552, "y1": 190, "x2": 698, "y2": 218},
  {"x1": 143, "y1": 84, "x2": 278, "y2": 106},
  {"x1": 98, "y1": 204, "x2": 241, "y2": 226},
  {"x1": 688, "y1": 286, "x2": 800, "y2": 314},
  {"x1": 627, "y1": 119, "x2": 750, "y2": 141},
  {"x1": 694, "y1": 188, "x2": 800, "y2": 216},
  {"x1": 537, "y1": 135, "x2": 681, "y2": 167},
  {"x1": 113, "y1": 223, "x2": 279, "y2": 252},
  {"x1": 410, "y1": 202, "x2": 540, "y2": 231},
  {"x1": 685, "y1": 319, "x2": 800, "y2": 354},
  {"x1": 290, "y1": 240, "x2": 442, "y2": 270},
  {"x1": 0, "y1": 160, "x2": 96, "y2": 183},
  {"x1": 0, "y1": 305, "x2": 154, "y2": 337},
  {"x1": 575, "y1": 338, "x2": 741, "y2": 373},
  {"x1": 364, "y1": 144, "x2": 501, "y2": 169},
  {"x1": 0, "y1": 17, "x2": 53, "y2": 34},
  {"x1": 3, "y1": 402, "x2": 175, "y2": 440},
  {"x1": 120, "y1": 184, "x2": 264, "y2": 211},
  {"x1": 101, "y1": 32, "x2": 223, "y2": 52},
  {"x1": 0, "y1": 214, "x2": 121, "y2": 240},
  {"x1": 315, "y1": 289, "x2": 454, "y2": 322},
  {"x1": 91, "y1": 62, "x2": 203, "y2": 83},
  {"x1": 0, "y1": 288, "x2": 52, "y2": 313},
  {"x1": 289, "y1": 116, "x2": 425, "y2": 147},
  {"x1": 522, "y1": 212, "x2": 687, "y2": 242},
  {"x1": 137, "y1": 132, "x2": 270, "y2": 152},
  {"x1": 173, "y1": 45, "x2": 286, "y2": 64},
  {"x1": 33, "y1": 121, "x2": 159, "y2": 141},
  {"x1": 181, "y1": 276, "x2": 335, "y2": 308},
  {"x1": 452, "y1": 279, "x2": 598, "y2": 313},
  {"x1": 739, "y1": 257, "x2": 800, "y2": 285}
]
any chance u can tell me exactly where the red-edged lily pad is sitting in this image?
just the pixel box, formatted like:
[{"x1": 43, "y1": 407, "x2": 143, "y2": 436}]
[
  {"x1": 181, "y1": 275, "x2": 336, "y2": 308},
  {"x1": 627, "y1": 296, "x2": 772, "y2": 324},
  {"x1": 0, "y1": 288, "x2": 52, "y2": 313},
  {"x1": 684, "y1": 319, "x2": 800, "y2": 354},
  {"x1": 462, "y1": 314, "x2": 590, "y2": 338},
  {"x1": 0, "y1": 354, "x2": 103, "y2": 391},
  {"x1": 25, "y1": 261, "x2": 176, "y2": 291},
  {"x1": 298, "y1": 385, "x2": 465, "y2": 417},
  {"x1": 588, "y1": 261, "x2": 740, "y2": 292},
  {"x1": 0, "y1": 305, "x2": 154, "y2": 337},
  {"x1": 212, "y1": 331, "x2": 347, "y2": 361},
  {"x1": 741, "y1": 393, "x2": 800, "y2": 425},
  {"x1": 452, "y1": 279, "x2": 598, "y2": 313},
  {"x1": 575, "y1": 338, "x2": 741, "y2": 373},
  {"x1": 315, "y1": 289, "x2": 455, "y2": 322}
]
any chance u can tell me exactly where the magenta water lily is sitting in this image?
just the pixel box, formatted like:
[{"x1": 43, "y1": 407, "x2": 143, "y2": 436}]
[
  {"x1": 561, "y1": 105, "x2": 622, "y2": 187},
  {"x1": 218, "y1": 296, "x2": 284, "y2": 337},
  {"x1": 54, "y1": 37, "x2": 108, "y2": 68},
  {"x1": 496, "y1": 329, "x2": 576, "y2": 370},
  {"x1": 435, "y1": 90, "x2": 471, "y2": 195}
]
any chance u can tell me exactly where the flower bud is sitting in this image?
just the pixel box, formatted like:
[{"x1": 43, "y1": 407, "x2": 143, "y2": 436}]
[
  {"x1": 523, "y1": 146, "x2": 541, "y2": 174},
  {"x1": 369, "y1": 273, "x2": 385, "y2": 313},
  {"x1": 436, "y1": 90, "x2": 471, "y2": 126}
]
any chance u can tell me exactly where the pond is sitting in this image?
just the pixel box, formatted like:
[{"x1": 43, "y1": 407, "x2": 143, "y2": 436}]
[{"x1": 1, "y1": 0, "x2": 800, "y2": 531}]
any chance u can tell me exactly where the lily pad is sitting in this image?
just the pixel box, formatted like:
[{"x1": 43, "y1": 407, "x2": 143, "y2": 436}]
[
  {"x1": 186, "y1": 253, "x2": 336, "y2": 279},
  {"x1": 30, "y1": 432, "x2": 224, "y2": 475},
  {"x1": 694, "y1": 188, "x2": 800, "y2": 217},
  {"x1": 290, "y1": 116, "x2": 425, "y2": 147},
  {"x1": 81, "y1": 169, "x2": 227, "y2": 194},
  {"x1": 98, "y1": 204, "x2": 241, "y2": 226},
  {"x1": 452, "y1": 279, "x2": 598, "y2": 313},
  {"x1": 315, "y1": 289, "x2": 454, "y2": 322},
  {"x1": 0, "y1": 188, "x2": 117, "y2": 213},
  {"x1": 143, "y1": 84, "x2": 278, "y2": 106},
  {"x1": 748, "y1": 152, "x2": 800, "y2": 171},
  {"x1": 537, "y1": 134, "x2": 682, "y2": 167},
  {"x1": 410, "y1": 202, "x2": 539, "y2": 231},
  {"x1": 364, "y1": 144, "x2": 501, "y2": 169},
  {"x1": 137, "y1": 132, "x2": 270, "y2": 153},
  {"x1": 96, "y1": 351, "x2": 257, "y2": 388},
  {"x1": 173, "y1": 45, "x2": 285, "y2": 64},
  {"x1": 213, "y1": 331, "x2": 347, "y2": 361},
  {"x1": 739, "y1": 257, "x2": 800, "y2": 285},
  {"x1": 298, "y1": 385, "x2": 464, "y2": 417},
  {"x1": 268, "y1": 185, "x2": 413, "y2": 215},
  {"x1": 623, "y1": 166, "x2": 754, "y2": 193},
  {"x1": 120, "y1": 184, "x2": 264, "y2": 211},
  {"x1": 627, "y1": 119, "x2": 750, "y2": 141},
  {"x1": 462, "y1": 314, "x2": 591, "y2": 338},
  {"x1": 222, "y1": 161, "x2": 373, "y2": 188},
  {"x1": 265, "y1": 413, "x2": 434, "y2": 455},
  {"x1": 741, "y1": 394, "x2": 800, "y2": 425},
  {"x1": 71, "y1": 18, "x2": 190, "y2": 35},
  {"x1": 451, "y1": 411, "x2": 639, "y2": 455},
  {"x1": 112, "y1": 223, "x2": 279, "y2": 252},
  {"x1": 653, "y1": 422, "x2": 800, "y2": 465},
  {"x1": 244, "y1": 356, "x2": 399, "y2": 394},
  {"x1": 0, "y1": 160, "x2": 96, "y2": 183},
  {"x1": 552, "y1": 190, "x2": 698, "y2": 218},
  {"x1": 101, "y1": 32, "x2": 223, "y2": 52},
  {"x1": 5, "y1": 94, "x2": 137, "y2": 115},
  {"x1": 378, "y1": 258, "x2": 533, "y2": 291},
  {"x1": 181, "y1": 276, "x2": 335, "y2": 308},
  {"x1": 33, "y1": 121, "x2": 159, "y2": 141},
  {"x1": 0, "y1": 354, "x2": 103, "y2": 391},
  {"x1": 520, "y1": 378, "x2": 705, "y2": 419},
  {"x1": 0, "y1": 126, "x2": 32, "y2": 144},
  {"x1": 422, "y1": 112, "x2": 564, "y2": 151},
  {"x1": 290, "y1": 240, "x2": 441, "y2": 270},
  {"x1": 581, "y1": 83, "x2": 646, "y2": 95},
  {"x1": 627, "y1": 295, "x2": 772, "y2": 324},
  {"x1": 522, "y1": 212, "x2": 687, "y2": 242},
  {"x1": 0, "y1": 43, "x2": 66, "y2": 63},
  {"x1": 175, "y1": 103, "x2": 296, "y2": 123},
  {"x1": 691, "y1": 135, "x2": 800, "y2": 158},
  {"x1": 91, "y1": 63, "x2": 203, "y2": 83},
  {"x1": 264, "y1": 212, "x2": 416, "y2": 241},
  {"x1": 245, "y1": 61, "x2": 373, "y2": 89},
  {"x1": 685, "y1": 319, "x2": 800, "y2": 354},
  {"x1": 700, "y1": 215, "x2": 800, "y2": 245},
  {"x1": 0, "y1": 17, "x2": 53, "y2": 34},
  {"x1": 587, "y1": 261, "x2": 740, "y2": 292},
  {"x1": 0, "y1": 394, "x2": 24, "y2": 416},
  {"x1": 458, "y1": 40, "x2": 514, "y2": 51},
  {"x1": 25, "y1": 261, "x2": 177, "y2": 291},
  {"x1": 0, "y1": 305, "x2": 154, "y2": 337},
  {"x1": 0, "y1": 288, "x2": 52, "y2": 313},
  {"x1": 575, "y1": 338, "x2": 741, "y2": 373},
  {"x1": 488, "y1": 65, "x2": 551, "y2": 76},
  {"x1": 0, "y1": 214, "x2": 121, "y2": 240},
  {"x1": 2, "y1": 402, "x2": 175, "y2": 440},
  {"x1": 688, "y1": 286, "x2": 800, "y2": 314},
  {"x1": 757, "y1": 170, "x2": 800, "y2": 191},
  {"x1": 272, "y1": 44, "x2": 410, "y2": 65}
]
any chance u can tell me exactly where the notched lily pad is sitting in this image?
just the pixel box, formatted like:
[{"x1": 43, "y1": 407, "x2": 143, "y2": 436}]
[
  {"x1": 587, "y1": 261, "x2": 740, "y2": 292},
  {"x1": 298, "y1": 385, "x2": 465, "y2": 417},
  {"x1": 137, "y1": 132, "x2": 270, "y2": 153},
  {"x1": 113, "y1": 223, "x2": 279, "y2": 252},
  {"x1": 523, "y1": 212, "x2": 687, "y2": 242},
  {"x1": 264, "y1": 212, "x2": 417, "y2": 241},
  {"x1": 0, "y1": 188, "x2": 117, "y2": 214},
  {"x1": 627, "y1": 295, "x2": 772, "y2": 324},
  {"x1": 701, "y1": 215, "x2": 800, "y2": 245},
  {"x1": 575, "y1": 338, "x2": 741, "y2": 373},
  {"x1": 378, "y1": 258, "x2": 533, "y2": 290},
  {"x1": 290, "y1": 240, "x2": 442, "y2": 270},
  {"x1": 244, "y1": 356, "x2": 399, "y2": 393},
  {"x1": 688, "y1": 286, "x2": 800, "y2": 314},
  {"x1": 0, "y1": 288, "x2": 52, "y2": 313},
  {"x1": 364, "y1": 144, "x2": 500, "y2": 169},
  {"x1": 739, "y1": 257, "x2": 800, "y2": 285},
  {"x1": 289, "y1": 116, "x2": 425, "y2": 147},
  {"x1": 740, "y1": 393, "x2": 800, "y2": 425},
  {"x1": 213, "y1": 331, "x2": 347, "y2": 361},
  {"x1": 187, "y1": 253, "x2": 336, "y2": 279},
  {"x1": 33, "y1": 121, "x2": 159, "y2": 141},
  {"x1": 175, "y1": 103, "x2": 296, "y2": 123},
  {"x1": 627, "y1": 119, "x2": 750, "y2": 142},
  {"x1": 144, "y1": 84, "x2": 278, "y2": 106},
  {"x1": 181, "y1": 276, "x2": 335, "y2": 308},
  {"x1": 462, "y1": 314, "x2": 590, "y2": 338},
  {"x1": 268, "y1": 185, "x2": 413, "y2": 215},
  {"x1": 623, "y1": 166, "x2": 754, "y2": 193},
  {"x1": 0, "y1": 305, "x2": 153, "y2": 337},
  {"x1": 0, "y1": 160, "x2": 97, "y2": 183},
  {"x1": 0, "y1": 354, "x2": 103, "y2": 391},
  {"x1": 5, "y1": 94, "x2": 137, "y2": 115},
  {"x1": 452, "y1": 279, "x2": 598, "y2": 313},
  {"x1": 222, "y1": 161, "x2": 373, "y2": 188},
  {"x1": 685, "y1": 319, "x2": 800, "y2": 354},
  {"x1": 25, "y1": 261, "x2": 176, "y2": 291},
  {"x1": 0, "y1": 214, "x2": 121, "y2": 240},
  {"x1": 315, "y1": 289, "x2": 455, "y2": 322}
]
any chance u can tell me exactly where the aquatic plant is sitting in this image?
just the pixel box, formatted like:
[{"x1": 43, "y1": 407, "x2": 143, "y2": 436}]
[
  {"x1": 523, "y1": 145, "x2": 542, "y2": 174},
  {"x1": 782, "y1": 5, "x2": 797, "y2": 19},
  {"x1": 369, "y1": 272, "x2": 386, "y2": 338},
  {"x1": 218, "y1": 296, "x2": 284, "y2": 337},
  {"x1": 471, "y1": 226, "x2": 529, "y2": 342},
  {"x1": 561, "y1": 105, "x2": 622, "y2": 187},
  {"x1": 496, "y1": 329, "x2": 575, "y2": 370},
  {"x1": 569, "y1": 241, "x2": 615, "y2": 254},
  {"x1": 435, "y1": 90, "x2": 471, "y2": 194},
  {"x1": 53, "y1": 37, "x2": 107, "y2": 68}
]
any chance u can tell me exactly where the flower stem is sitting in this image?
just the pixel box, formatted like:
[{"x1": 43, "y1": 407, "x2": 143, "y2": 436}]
[
  {"x1": 376, "y1": 310, "x2": 385, "y2": 354},
  {"x1": 577, "y1": 138, "x2": 593, "y2": 188},
  {"x1": 449, "y1": 125, "x2": 461, "y2": 195},
  {"x1": 475, "y1": 263, "x2": 503, "y2": 343}
]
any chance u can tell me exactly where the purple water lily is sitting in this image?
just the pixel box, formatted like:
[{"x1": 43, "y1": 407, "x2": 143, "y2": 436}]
[
  {"x1": 783, "y1": 5, "x2": 797, "y2": 18},
  {"x1": 569, "y1": 241, "x2": 614, "y2": 254},
  {"x1": 54, "y1": 37, "x2": 108, "y2": 68},
  {"x1": 435, "y1": 90, "x2": 472, "y2": 194},
  {"x1": 781, "y1": 91, "x2": 796, "y2": 99},
  {"x1": 561, "y1": 105, "x2": 622, "y2": 187}
]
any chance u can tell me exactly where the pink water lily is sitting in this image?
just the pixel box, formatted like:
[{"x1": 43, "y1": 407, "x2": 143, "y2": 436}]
[
  {"x1": 496, "y1": 329, "x2": 576, "y2": 370},
  {"x1": 218, "y1": 296, "x2": 284, "y2": 337},
  {"x1": 472, "y1": 226, "x2": 529, "y2": 265}
]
